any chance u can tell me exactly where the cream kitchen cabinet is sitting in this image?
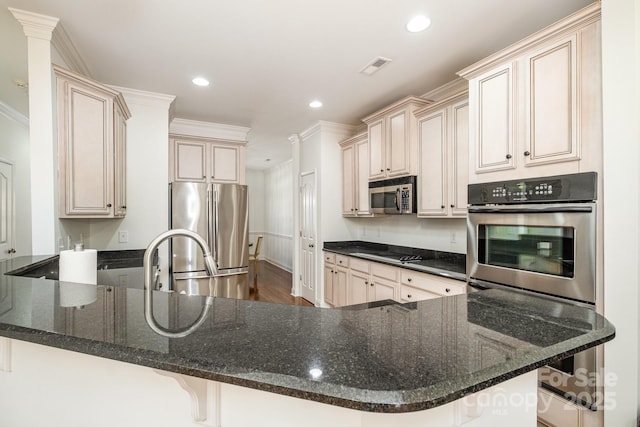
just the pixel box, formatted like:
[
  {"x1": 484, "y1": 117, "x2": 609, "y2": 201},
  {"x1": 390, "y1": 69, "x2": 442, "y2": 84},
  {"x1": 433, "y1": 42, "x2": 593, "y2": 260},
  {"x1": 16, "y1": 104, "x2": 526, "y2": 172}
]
[
  {"x1": 324, "y1": 252, "x2": 465, "y2": 307},
  {"x1": 362, "y1": 96, "x2": 429, "y2": 180},
  {"x1": 415, "y1": 92, "x2": 469, "y2": 217},
  {"x1": 399, "y1": 270, "x2": 466, "y2": 303},
  {"x1": 55, "y1": 65, "x2": 131, "y2": 218},
  {"x1": 347, "y1": 258, "x2": 398, "y2": 305},
  {"x1": 340, "y1": 132, "x2": 372, "y2": 217},
  {"x1": 458, "y1": 3, "x2": 602, "y2": 183},
  {"x1": 323, "y1": 253, "x2": 347, "y2": 307},
  {"x1": 169, "y1": 135, "x2": 245, "y2": 184}
]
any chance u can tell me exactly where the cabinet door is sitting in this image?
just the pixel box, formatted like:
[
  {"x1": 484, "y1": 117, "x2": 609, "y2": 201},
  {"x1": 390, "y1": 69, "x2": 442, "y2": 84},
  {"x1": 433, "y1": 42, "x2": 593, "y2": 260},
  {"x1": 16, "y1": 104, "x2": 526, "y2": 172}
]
[
  {"x1": 323, "y1": 264, "x2": 335, "y2": 306},
  {"x1": 348, "y1": 270, "x2": 369, "y2": 305},
  {"x1": 523, "y1": 35, "x2": 578, "y2": 167},
  {"x1": 355, "y1": 139, "x2": 371, "y2": 215},
  {"x1": 113, "y1": 107, "x2": 127, "y2": 217},
  {"x1": 417, "y1": 108, "x2": 447, "y2": 216},
  {"x1": 368, "y1": 120, "x2": 385, "y2": 179},
  {"x1": 387, "y1": 110, "x2": 409, "y2": 177},
  {"x1": 470, "y1": 62, "x2": 516, "y2": 174},
  {"x1": 334, "y1": 267, "x2": 348, "y2": 307},
  {"x1": 342, "y1": 145, "x2": 355, "y2": 215},
  {"x1": 174, "y1": 140, "x2": 207, "y2": 182},
  {"x1": 369, "y1": 278, "x2": 397, "y2": 302},
  {"x1": 210, "y1": 145, "x2": 239, "y2": 182},
  {"x1": 60, "y1": 81, "x2": 114, "y2": 216},
  {"x1": 450, "y1": 100, "x2": 469, "y2": 216}
]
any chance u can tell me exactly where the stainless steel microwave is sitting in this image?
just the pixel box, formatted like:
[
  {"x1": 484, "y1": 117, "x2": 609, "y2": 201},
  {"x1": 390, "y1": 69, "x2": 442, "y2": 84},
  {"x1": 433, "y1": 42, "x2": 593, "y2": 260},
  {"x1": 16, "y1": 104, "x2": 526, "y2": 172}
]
[{"x1": 368, "y1": 176, "x2": 417, "y2": 215}]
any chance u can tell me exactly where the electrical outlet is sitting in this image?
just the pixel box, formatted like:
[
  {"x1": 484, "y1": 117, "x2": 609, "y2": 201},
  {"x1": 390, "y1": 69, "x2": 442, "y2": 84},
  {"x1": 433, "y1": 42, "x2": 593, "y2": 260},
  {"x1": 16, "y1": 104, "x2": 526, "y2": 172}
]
[
  {"x1": 450, "y1": 231, "x2": 457, "y2": 243},
  {"x1": 118, "y1": 231, "x2": 128, "y2": 243}
]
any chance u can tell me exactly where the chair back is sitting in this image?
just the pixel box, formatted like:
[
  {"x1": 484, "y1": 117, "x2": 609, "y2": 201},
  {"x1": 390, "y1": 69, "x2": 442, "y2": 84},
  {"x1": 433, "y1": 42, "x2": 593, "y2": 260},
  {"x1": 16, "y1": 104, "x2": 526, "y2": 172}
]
[{"x1": 252, "y1": 235, "x2": 263, "y2": 258}]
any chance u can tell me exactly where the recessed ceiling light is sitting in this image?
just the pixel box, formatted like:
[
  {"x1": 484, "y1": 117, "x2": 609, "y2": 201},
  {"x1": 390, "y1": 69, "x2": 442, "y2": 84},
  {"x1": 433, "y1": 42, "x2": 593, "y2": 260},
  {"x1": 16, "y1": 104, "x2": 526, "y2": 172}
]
[
  {"x1": 192, "y1": 77, "x2": 210, "y2": 87},
  {"x1": 309, "y1": 100, "x2": 323, "y2": 108},
  {"x1": 406, "y1": 15, "x2": 431, "y2": 32}
]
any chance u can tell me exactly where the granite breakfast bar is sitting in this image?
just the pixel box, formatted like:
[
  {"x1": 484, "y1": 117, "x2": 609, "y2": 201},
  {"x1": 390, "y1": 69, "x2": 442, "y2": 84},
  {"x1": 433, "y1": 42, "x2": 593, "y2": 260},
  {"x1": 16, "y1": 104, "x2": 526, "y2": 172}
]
[{"x1": 0, "y1": 254, "x2": 614, "y2": 426}]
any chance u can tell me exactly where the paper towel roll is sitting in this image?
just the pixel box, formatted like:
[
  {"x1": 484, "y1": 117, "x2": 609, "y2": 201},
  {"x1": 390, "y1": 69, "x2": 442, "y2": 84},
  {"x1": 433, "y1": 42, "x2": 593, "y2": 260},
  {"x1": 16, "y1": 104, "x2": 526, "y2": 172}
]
[
  {"x1": 59, "y1": 248, "x2": 97, "y2": 285},
  {"x1": 59, "y1": 281, "x2": 98, "y2": 308}
]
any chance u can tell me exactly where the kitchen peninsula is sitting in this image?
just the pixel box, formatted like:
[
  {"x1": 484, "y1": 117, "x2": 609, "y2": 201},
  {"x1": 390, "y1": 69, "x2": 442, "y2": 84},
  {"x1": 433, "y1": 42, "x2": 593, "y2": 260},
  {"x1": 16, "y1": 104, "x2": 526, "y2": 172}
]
[{"x1": 0, "y1": 255, "x2": 614, "y2": 426}]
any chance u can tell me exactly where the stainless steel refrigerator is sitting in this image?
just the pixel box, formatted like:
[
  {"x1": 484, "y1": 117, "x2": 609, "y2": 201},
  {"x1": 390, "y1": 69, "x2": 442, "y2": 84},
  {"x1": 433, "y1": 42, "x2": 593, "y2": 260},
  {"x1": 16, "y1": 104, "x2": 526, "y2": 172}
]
[{"x1": 169, "y1": 182, "x2": 249, "y2": 299}]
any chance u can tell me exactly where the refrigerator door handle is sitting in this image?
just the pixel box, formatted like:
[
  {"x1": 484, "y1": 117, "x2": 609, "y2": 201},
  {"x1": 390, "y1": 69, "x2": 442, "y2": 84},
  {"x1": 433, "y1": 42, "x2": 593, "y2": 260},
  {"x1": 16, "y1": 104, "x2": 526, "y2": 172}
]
[
  {"x1": 206, "y1": 186, "x2": 214, "y2": 264},
  {"x1": 212, "y1": 188, "x2": 219, "y2": 264}
]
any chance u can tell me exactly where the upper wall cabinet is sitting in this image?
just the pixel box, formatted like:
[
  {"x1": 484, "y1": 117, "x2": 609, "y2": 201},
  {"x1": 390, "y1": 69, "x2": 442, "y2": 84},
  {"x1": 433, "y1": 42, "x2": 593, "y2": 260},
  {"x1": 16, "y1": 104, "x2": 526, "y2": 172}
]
[
  {"x1": 169, "y1": 135, "x2": 245, "y2": 184},
  {"x1": 362, "y1": 96, "x2": 429, "y2": 181},
  {"x1": 458, "y1": 3, "x2": 602, "y2": 183},
  {"x1": 340, "y1": 132, "x2": 372, "y2": 217},
  {"x1": 415, "y1": 92, "x2": 469, "y2": 218},
  {"x1": 55, "y1": 65, "x2": 131, "y2": 218}
]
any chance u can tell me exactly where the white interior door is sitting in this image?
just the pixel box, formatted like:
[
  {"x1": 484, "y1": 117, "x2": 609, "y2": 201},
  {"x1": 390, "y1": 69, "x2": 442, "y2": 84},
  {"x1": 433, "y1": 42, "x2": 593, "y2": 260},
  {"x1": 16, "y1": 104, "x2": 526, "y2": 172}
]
[
  {"x1": 299, "y1": 172, "x2": 316, "y2": 303},
  {"x1": 0, "y1": 160, "x2": 14, "y2": 260}
]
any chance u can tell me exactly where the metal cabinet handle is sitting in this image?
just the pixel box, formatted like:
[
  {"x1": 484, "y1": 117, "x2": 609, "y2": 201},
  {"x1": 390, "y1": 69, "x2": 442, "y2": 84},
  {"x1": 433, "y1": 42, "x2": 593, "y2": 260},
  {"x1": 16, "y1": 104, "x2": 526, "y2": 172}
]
[
  {"x1": 380, "y1": 169, "x2": 384, "y2": 173},
  {"x1": 309, "y1": 244, "x2": 314, "y2": 248},
  {"x1": 365, "y1": 281, "x2": 368, "y2": 285},
  {"x1": 450, "y1": 204, "x2": 454, "y2": 208},
  {"x1": 107, "y1": 203, "x2": 112, "y2": 207},
  {"x1": 445, "y1": 288, "x2": 451, "y2": 293},
  {"x1": 7, "y1": 248, "x2": 15, "y2": 254},
  {"x1": 407, "y1": 294, "x2": 412, "y2": 298},
  {"x1": 121, "y1": 205, "x2": 127, "y2": 209},
  {"x1": 407, "y1": 277, "x2": 412, "y2": 282},
  {"x1": 386, "y1": 168, "x2": 390, "y2": 171},
  {"x1": 506, "y1": 154, "x2": 512, "y2": 159},
  {"x1": 441, "y1": 205, "x2": 445, "y2": 209},
  {"x1": 524, "y1": 151, "x2": 531, "y2": 156},
  {"x1": 370, "y1": 283, "x2": 374, "y2": 287}
]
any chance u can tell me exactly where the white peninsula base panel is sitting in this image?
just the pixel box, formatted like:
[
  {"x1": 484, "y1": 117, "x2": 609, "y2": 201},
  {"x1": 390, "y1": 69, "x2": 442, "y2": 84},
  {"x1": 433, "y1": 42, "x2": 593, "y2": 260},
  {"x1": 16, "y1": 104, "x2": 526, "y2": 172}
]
[{"x1": 0, "y1": 338, "x2": 538, "y2": 427}]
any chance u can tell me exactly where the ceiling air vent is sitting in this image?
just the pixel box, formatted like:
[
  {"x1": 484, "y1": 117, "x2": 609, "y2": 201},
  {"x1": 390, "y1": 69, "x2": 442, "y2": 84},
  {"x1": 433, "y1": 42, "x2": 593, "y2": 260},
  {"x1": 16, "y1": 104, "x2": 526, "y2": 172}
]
[{"x1": 359, "y1": 56, "x2": 392, "y2": 76}]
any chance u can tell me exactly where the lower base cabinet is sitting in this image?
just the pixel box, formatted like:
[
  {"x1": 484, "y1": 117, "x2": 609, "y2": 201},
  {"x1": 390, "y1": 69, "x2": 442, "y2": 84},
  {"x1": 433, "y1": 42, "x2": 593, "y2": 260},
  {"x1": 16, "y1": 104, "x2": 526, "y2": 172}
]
[
  {"x1": 323, "y1": 252, "x2": 465, "y2": 307},
  {"x1": 537, "y1": 386, "x2": 602, "y2": 427}
]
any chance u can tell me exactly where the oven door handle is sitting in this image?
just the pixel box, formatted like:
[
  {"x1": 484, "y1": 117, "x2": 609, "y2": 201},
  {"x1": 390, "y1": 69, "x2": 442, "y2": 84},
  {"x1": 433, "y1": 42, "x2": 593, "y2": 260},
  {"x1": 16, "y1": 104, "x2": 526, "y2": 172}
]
[{"x1": 467, "y1": 206, "x2": 593, "y2": 214}]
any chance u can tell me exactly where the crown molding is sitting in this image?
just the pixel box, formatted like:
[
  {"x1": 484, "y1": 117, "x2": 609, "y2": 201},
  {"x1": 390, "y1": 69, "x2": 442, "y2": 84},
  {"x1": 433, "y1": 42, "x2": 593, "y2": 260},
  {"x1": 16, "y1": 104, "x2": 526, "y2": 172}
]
[
  {"x1": 421, "y1": 78, "x2": 469, "y2": 102},
  {"x1": 9, "y1": 8, "x2": 58, "y2": 41},
  {"x1": 51, "y1": 23, "x2": 92, "y2": 77},
  {"x1": 0, "y1": 101, "x2": 29, "y2": 127},
  {"x1": 170, "y1": 118, "x2": 250, "y2": 141},
  {"x1": 299, "y1": 120, "x2": 355, "y2": 141},
  {"x1": 110, "y1": 85, "x2": 176, "y2": 110},
  {"x1": 458, "y1": 1, "x2": 601, "y2": 79}
]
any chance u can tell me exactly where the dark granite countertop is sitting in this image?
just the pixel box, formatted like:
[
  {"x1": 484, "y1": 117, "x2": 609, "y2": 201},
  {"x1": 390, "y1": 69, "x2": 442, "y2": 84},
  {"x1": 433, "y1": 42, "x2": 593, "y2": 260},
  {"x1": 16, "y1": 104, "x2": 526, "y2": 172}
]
[
  {"x1": 0, "y1": 255, "x2": 614, "y2": 413},
  {"x1": 323, "y1": 241, "x2": 466, "y2": 281}
]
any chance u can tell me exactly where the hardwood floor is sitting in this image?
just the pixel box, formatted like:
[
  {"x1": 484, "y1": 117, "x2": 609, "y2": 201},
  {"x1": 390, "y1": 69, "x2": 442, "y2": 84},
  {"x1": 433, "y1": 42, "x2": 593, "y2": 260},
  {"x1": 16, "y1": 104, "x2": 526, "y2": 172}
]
[{"x1": 249, "y1": 260, "x2": 314, "y2": 306}]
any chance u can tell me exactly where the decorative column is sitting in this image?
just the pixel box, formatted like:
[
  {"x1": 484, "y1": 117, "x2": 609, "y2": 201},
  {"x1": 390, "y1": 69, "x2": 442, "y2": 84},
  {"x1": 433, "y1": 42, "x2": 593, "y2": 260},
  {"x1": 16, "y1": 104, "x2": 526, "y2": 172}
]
[
  {"x1": 289, "y1": 133, "x2": 301, "y2": 296},
  {"x1": 9, "y1": 8, "x2": 59, "y2": 255}
]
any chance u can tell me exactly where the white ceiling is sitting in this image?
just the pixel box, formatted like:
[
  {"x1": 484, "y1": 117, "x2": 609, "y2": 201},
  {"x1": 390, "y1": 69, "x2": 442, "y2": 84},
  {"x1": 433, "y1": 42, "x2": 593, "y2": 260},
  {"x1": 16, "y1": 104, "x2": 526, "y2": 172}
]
[{"x1": 1, "y1": 0, "x2": 594, "y2": 169}]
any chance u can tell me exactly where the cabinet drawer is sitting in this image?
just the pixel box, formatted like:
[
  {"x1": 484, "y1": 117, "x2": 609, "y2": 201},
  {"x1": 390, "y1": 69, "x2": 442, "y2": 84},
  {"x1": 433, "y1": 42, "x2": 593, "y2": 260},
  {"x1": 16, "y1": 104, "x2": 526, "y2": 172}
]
[
  {"x1": 349, "y1": 258, "x2": 370, "y2": 273},
  {"x1": 400, "y1": 285, "x2": 440, "y2": 302},
  {"x1": 335, "y1": 255, "x2": 349, "y2": 268},
  {"x1": 324, "y1": 253, "x2": 335, "y2": 264},
  {"x1": 400, "y1": 271, "x2": 465, "y2": 297},
  {"x1": 371, "y1": 262, "x2": 397, "y2": 282}
]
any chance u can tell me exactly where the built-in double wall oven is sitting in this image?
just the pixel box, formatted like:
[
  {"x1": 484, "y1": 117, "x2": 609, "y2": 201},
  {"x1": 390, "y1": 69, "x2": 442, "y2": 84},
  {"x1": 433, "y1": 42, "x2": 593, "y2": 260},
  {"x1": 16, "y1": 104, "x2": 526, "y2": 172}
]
[{"x1": 467, "y1": 172, "x2": 602, "y2": 410}]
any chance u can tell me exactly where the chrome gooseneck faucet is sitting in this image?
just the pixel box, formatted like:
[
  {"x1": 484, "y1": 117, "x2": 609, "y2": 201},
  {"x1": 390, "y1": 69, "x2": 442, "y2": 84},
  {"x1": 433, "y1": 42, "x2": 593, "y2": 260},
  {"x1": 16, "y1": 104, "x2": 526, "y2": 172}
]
[{"x1": 143, "y1": 229, "x2": 217, "y2": 338}]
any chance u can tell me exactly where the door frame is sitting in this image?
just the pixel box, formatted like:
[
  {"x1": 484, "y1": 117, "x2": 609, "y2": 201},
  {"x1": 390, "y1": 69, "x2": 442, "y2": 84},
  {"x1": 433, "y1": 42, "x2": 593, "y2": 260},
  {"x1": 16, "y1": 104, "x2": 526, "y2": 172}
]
[
  {"x1": 297, "y1": 169, "x2": 318, "y2": 304},
  {"x1": 0, "y1": 158, "x2": 15, "y2": 260}
]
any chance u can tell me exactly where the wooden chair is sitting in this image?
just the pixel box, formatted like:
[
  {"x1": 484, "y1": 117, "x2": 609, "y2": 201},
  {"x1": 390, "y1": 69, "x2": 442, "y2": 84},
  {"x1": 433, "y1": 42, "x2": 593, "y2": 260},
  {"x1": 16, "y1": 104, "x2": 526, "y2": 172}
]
[{"x1": 249, "y1": 235, "x2": 263, "y2": 293}]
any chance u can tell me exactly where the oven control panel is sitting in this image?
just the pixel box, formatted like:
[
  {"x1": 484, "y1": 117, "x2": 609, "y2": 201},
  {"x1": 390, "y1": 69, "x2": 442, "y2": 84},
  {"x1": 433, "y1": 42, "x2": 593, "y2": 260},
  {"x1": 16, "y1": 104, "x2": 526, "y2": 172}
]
[{"x1": 468, "y1": 172, "x2": 597, "y2": 205}]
